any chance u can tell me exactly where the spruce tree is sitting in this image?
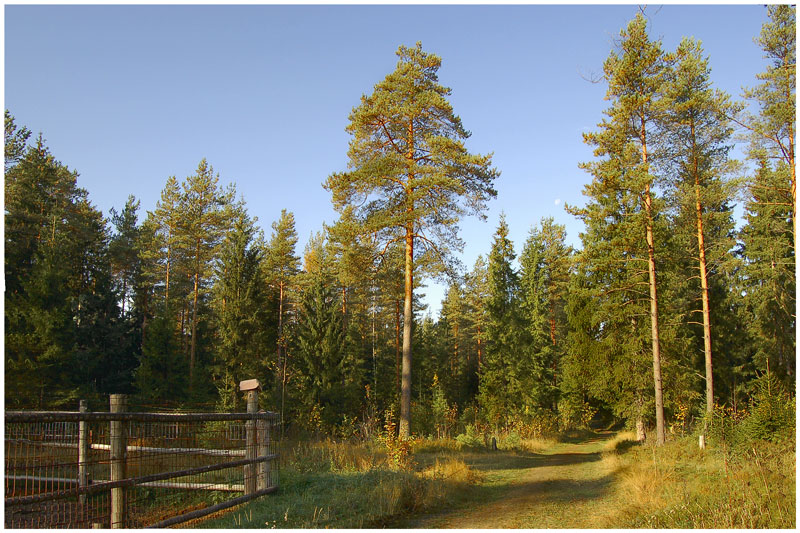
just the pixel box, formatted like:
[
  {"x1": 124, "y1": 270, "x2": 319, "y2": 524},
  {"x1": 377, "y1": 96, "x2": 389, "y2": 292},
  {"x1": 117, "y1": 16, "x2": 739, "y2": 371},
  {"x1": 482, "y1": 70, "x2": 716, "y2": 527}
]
[
  {"x1": 519, "y1": 217, "x2": 573, "y2": 411},
  {"x1": 464, "y1": 255, "x2": 490, "y2": 401},
  {"x1": 739, "y1": 159, "x2": 795, "y2": 381},
  {"x1": 479, "y1": 215, "x2": 524, "y2": 428},
  {"x1": 109, "y1": 195, "x2": 142, "y2": 316},
  {"x1": 5, "y1": 135, "x2": 125, "y2": 406},
  {"x1": 211, "y1": 203, "x2": 270, "y2": 410},
  {"x1": 294, "y1": 275, "x2": 348, "y2": 428}
]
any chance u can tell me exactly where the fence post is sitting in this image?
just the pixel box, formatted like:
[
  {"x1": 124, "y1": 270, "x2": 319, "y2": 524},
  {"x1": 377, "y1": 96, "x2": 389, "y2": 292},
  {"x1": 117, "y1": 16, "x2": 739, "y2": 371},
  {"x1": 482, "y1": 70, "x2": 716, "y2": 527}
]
[
  {"x1": 257, "y1": 411, "x2": 270, "y2": 491},
  {"x1": 109, "y1": 394, "x2": 127, "y2": 528},
  {"x1": 78, "y1": 400, "x2": 89, "y2": 507},
  {"x1": 240, "y1": 379, "x2": 260, "y2": 495}
]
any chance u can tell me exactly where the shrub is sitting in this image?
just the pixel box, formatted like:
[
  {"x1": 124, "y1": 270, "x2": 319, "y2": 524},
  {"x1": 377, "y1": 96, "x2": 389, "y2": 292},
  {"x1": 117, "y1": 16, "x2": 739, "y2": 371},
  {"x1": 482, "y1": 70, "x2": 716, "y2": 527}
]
[
  {"x1": 708, "y1": 372, "x2": 795, "y2": 453},
  {"x1": 454, "y1": 424, "x2": 484, "y2": 449},
  {"x1": 500, "y1": 431, "x2": 522, "y2": 450}
]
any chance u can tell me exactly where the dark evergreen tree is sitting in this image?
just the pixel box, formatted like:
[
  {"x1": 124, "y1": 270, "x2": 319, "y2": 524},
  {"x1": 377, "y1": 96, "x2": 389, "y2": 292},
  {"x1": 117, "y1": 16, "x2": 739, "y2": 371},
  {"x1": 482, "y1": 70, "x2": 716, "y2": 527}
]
[
  {"x1": 211, "y1": 203, "x2": 271, "y2": 410},
  {"x1": 294, "y1": 275, "x2": 350, "y2": 428},
  {"x1": 519, "y1": 217, "x2": 573, "y2": 411},
  {"x1": 739, "y1": 160, "x2": 795, "y2": 382},
  {"x1": 479, "y1": 215, "x2": 525, "y2": 428}
]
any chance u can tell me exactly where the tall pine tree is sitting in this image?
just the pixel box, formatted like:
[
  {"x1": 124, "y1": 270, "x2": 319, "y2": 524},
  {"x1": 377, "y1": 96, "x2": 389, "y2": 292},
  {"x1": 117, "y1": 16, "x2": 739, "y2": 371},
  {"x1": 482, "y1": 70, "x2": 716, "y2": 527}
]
[{"x1": 325, "y1": 43, "x2": 498, "y2": 437}]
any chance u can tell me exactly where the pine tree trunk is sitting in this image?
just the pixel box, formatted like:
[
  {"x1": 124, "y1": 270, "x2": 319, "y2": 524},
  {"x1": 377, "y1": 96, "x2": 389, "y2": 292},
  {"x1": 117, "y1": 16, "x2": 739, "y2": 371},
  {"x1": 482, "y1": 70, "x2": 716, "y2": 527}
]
[
  {"x1": 277, "y1": 281, "x2": 285, "y2": 429},
  {"x1": 190, "y1": 270, "x2": 199, "y2": 388},
  {"x1": 642, "y1": 121, "x2": 665, "y2": 446},
  {"x1": 342, "y1": 286, "x2": 347, "y2": 332},
  {"x1": 165, "y1": 228, "x2": 171, "y2": 303},
  {"x1": 692, "y1": 138, "x2": 714, "y2": 417},
  {"x1": 644, "y1": 187, "x2": 666, "y2": 446},
  {"x1": 399, "y1": 117, "x2": 416, "y2": 440},
  {"x1": 477, "y1": 326, "x2": 483, "y2": 370},
  {"x1": 453, "y1": 322, "x2": 459, "y2": 376},
  {"x1": 396, "y1": 300, "x2": 401, "y2": 399},
  {"x1": 371, "y1": 299, "x2": 377, "y2": 391},
  {"x1": 785, "y1": 75, "x2": 796, "y2": 256},
  {"x1": 789, "y1": 130, "x2": 796, "y2": 256},
  {"x1": 181, "y1": 303, "x2": 187, "y2": 355},
  {"x1": 399, "y1": 230, "x2": 413, "y2": 439}
]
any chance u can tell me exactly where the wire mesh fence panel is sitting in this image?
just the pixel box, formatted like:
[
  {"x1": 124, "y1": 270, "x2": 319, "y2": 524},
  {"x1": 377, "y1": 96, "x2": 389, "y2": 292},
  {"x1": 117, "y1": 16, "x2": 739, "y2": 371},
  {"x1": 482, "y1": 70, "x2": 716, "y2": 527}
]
[
  {"x1": 5, "y1": 418, "x2": 111, "y2": 528},
  {"x1": 5, "y1": 401, "x2": 279, "y2": 528}
]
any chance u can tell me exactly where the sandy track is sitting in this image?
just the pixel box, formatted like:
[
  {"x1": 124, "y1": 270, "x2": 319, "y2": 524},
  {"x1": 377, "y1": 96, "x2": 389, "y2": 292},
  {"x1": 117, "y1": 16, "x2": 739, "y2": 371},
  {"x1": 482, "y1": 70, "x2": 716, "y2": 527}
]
[{"x1": 402, "y1": 436, "x2": 618, "y2": 529}]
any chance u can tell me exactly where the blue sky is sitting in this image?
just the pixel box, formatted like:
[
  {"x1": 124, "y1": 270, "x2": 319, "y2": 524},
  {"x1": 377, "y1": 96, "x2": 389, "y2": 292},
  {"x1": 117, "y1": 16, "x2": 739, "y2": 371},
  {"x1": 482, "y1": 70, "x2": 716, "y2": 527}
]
[{"x1": 4, "y1": 4, "x2": 771, "y2": 315}]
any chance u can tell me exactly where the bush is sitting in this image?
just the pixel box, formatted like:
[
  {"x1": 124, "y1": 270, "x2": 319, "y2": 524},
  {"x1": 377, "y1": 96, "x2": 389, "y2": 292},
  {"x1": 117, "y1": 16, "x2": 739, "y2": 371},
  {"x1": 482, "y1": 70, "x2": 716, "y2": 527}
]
[
  {"x1": 708, "y1": 372, "x2": 795, "y2": 452},
  {"x1": 499, "y1": 431, "x2": 522, "y2": 450},
  {"x1": 454, "y1": 424, "x2": 484, "y2": 449}
]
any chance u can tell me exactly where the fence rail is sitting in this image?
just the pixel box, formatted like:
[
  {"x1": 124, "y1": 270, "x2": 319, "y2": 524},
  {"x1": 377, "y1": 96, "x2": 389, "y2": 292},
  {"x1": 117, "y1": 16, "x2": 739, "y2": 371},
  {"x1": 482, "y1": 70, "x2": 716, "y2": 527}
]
[{"x1": 5, "y1": 383, "x2": 278, "y2": 528}]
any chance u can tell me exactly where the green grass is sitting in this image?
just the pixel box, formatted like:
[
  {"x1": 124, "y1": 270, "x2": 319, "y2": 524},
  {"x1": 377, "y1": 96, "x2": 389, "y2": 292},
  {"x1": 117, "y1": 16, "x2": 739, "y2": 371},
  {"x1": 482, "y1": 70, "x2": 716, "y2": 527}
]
[{"x1": 196, "y1": 438, "x2": 485, "y2": 528}]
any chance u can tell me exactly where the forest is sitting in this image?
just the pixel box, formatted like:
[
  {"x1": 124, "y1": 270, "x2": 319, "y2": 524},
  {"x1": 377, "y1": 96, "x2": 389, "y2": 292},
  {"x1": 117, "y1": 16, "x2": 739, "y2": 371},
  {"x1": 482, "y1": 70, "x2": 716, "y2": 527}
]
[{"x1": 4, "y1": 4, "x2": 794, "y2": 471}]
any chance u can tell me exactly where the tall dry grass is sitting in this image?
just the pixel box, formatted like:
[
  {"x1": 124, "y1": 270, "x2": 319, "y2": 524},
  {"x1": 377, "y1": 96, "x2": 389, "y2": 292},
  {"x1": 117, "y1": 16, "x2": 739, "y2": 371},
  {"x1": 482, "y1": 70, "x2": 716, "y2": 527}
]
[{"x1": 596, "y1": 431, "x2": 795, "y2": 528}]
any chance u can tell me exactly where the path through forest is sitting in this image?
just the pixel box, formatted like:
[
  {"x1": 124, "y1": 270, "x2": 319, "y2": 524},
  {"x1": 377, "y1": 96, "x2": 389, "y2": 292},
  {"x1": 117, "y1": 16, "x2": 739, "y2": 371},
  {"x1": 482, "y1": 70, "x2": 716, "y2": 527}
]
[{"x1": 399, "y1": 433, "x2": 620, "y2": 528}]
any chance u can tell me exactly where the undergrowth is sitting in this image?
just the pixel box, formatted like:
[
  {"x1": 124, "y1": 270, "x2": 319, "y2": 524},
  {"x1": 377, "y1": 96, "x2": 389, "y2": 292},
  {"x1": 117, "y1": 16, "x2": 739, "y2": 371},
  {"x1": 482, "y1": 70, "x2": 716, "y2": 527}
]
[
  {"x1": 599, "y1": 375, "x2": 796, "y2": 529},
  {"x1": 197, "y1": 437, "x2": 482, "y2": 528}
]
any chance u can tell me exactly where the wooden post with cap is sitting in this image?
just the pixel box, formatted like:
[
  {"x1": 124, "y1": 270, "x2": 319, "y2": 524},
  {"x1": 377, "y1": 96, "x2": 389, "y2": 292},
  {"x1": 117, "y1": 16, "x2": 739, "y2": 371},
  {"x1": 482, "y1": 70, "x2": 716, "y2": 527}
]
[
  {"x1": 240, "y1": 379, "x2": 260, "y2": 495},
  {"x1": 109, "y1": 394, "x2": 127, "y2": 528},
  {"x1": 78, "y1": 400, "x2": 89, "y2": 508}
]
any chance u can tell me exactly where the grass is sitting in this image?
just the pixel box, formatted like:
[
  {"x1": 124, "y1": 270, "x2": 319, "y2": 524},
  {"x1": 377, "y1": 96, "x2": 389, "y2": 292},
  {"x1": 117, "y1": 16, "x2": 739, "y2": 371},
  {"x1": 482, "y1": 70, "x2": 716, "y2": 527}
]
[
  {"x1": 196, "y1": 437, "x2": 490, "y2": 528},
  {"x1": 195, "y1": 428, "x2": 795, "y2": 528},
  {"x1": 596, "y1": 431, "x2": 796, "y2": 528}
]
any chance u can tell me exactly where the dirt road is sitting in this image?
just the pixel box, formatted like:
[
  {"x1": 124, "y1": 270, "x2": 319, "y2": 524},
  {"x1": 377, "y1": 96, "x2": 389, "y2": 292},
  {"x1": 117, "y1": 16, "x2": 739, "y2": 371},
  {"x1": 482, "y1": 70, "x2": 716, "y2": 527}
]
[{"x1": 398, "y1": 434, "x2": 618, "y2": 529}]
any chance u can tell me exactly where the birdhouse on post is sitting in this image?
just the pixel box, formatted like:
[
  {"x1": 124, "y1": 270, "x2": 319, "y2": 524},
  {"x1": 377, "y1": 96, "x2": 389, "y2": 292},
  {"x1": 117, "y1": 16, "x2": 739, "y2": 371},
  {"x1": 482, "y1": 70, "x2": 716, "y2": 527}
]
[{"x1": 239, "y1": 379, "x2": 261, "y2": 392}]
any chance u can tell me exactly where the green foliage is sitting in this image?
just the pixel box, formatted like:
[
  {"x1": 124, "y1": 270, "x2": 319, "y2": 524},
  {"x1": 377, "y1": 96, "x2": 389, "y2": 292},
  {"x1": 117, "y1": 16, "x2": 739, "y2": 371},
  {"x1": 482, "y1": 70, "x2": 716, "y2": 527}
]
[
  {"x1": 430, "y1": 374, "x2": 457, "y2": 439},
  {"x1": 4, "y1": 109, "x2": 31, "y2": 170},
  {"x1": 135, "y1": 305, "x2": 187, "y2": 403},
  {"x1": 479, "y1": 215, "x2": 527, "y2": 427},
  {"x1": 454, "y1": 424, "x2": 484, "y2": 449},
  {"x1": 741, "y1": 5, "x2": 796, "y2": 166},
  {"x1": 519, "y1": 217, "x2": 572, "y2": 411},
  {"x1": 738, "y1": 160, "x2": 795, "y2": 382},
  {"x1": 210, "y1": 205, "x2": 271, "y2": 410},
  {"x1": 263, "y1": 208, "x2": 300, "y2": 412},
  {"x1": 5, "y1": 131, "x2": 138, "y2": 407},
  {"x1": 2, "y1": 8, "x2": 795, "y2": 460},
  {"x1": 294, "y1": 275, "x2": 353, "y2": 429},
  {"x1": 325, "y1": 42, "x2": 498, "y2": 436},
  {"x1": 708, "y1": 372, "x2": 795, "y2": 451}
]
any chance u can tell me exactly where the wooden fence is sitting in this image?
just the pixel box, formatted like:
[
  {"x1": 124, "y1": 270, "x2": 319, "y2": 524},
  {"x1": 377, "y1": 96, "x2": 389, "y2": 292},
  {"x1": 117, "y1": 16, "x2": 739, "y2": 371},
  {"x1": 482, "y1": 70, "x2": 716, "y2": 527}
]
[{"x1": 5, "y1": 381, "x2": 278, "y2": 528}]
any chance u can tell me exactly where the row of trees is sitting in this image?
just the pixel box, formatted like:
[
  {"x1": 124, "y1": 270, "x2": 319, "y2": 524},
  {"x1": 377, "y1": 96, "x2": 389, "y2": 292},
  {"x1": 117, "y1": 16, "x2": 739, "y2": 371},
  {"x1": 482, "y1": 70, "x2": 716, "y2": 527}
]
[{"x1": 4, "y1": 7, "x2": 794, "y2": 445}]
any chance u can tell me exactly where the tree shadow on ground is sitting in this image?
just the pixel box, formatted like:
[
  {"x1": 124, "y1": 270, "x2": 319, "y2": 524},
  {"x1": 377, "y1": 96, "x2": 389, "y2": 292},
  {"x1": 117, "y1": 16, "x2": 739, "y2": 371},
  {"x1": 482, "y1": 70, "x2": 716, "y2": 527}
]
[
  {"x1": 459, "y1": 450, "x2": 602, "y2": 472},
  {"x1": 557, "y1": 429, "x2": 610, "y2": 444}
]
